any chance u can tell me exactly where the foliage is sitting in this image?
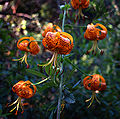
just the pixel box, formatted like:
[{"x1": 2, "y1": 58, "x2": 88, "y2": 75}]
[{"x1": 0, "y1": 0, "x2": 120, "y2": 119}]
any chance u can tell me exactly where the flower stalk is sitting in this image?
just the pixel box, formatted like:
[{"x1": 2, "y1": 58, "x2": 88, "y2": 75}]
[{"x1": 32, "y1": 77, "x2": 51, "y2": 85}]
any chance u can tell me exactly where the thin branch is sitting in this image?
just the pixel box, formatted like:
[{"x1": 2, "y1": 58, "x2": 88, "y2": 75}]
[{"x1": 0, "y1": 12, "x2": 32, "y2": 20}]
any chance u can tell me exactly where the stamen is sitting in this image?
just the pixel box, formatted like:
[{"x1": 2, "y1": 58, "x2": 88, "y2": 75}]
[
  {"x1": 87, "y1": 96, "x2": 94, "y2": 108},
  {"x1": 15, "y1": 110, "x2": 18, "y2": 115},
  {"x1": 22, "y1": 103, "x2": 29, "y2": 106},
  {"x1": 100, "y1": 50, "x2": 104, "y2": 55},
  {"x1": 93, "y1": 40, "x2": 97, "y2": 51},
  {"x1": 85, "y1": 97, "x2": 92, "y2": 102},
  {"x1": 96, "y1": 43, "x2": 101, "y2": 52},
  {"x1": 10, "y1": 106, "x2": 17, "y2": 112},
  {"x1": 86, "y1": 91, "x2": 101, "y2": 108},
  {"x1": 19, "y1": 98, "x2": 24, "y2": 114},
  {"x1": 92, "y1": 40, "x2": 98, "y2": 55},
  {"x1": 20, "y1": 54, "x2": 26, "y2": 63},
  {"x1": 53, "y1": 52, "x2": 58, "y2": 67},
  {"x1": 12, "y1": 52, "x2": 28, "y2": 64},
  {"x1": 87, "y1": 91, "x2": 95, "y2": 108},
  {"x1": 12, "y1": 57, "x2": 24, "y2": 61},
  {"x1": 15, "y1": 103, "x2": 20, "y2": 115},
  {"x1": 78, "y1": 7, "x2": 82, "y2": 22},
  {"x1": 94, "y1": 93, "x2": 100, "y2": 104},
  {"x1": 79, "y1": 7, "x2": 84, "y2": 18},
  {"x1": 24, "y1": 52, "x2": 28, "y2": 66},
  {"x1": 96, "y1": 43, "x2": 104, "y2": 55},
  {"x1": 38, "y1": 52, "x2": 56, "y2": 67},
  {"x1": 87, "y1": 41, "x2": 95, "y2": 53},
  {"x1": 8, "y1": 98, "x2": 19, "y2": 107},
  {"x1": 9, "y1": 97, "x2": 23, "y2": 115}
]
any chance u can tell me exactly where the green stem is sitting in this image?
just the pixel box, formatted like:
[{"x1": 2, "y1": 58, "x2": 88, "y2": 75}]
[
  {"x1": 62, "y1": 9, "x2": 66, "y2": 32},
  {"x1": 57, "y1": 5, "x2": 66, "y2": 119},
  {"x1": 32, "y1": 77, "x2": 50, "y2": 85},
  {"x1": 57, "y1": 59, "x2": 63, "y2": 119}
]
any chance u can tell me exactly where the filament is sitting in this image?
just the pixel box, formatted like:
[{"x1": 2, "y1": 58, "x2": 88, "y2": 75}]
[
  {"x1": 10, "y1": 106, "x2": 17, "y2": 112},
  {"x1": 8, "y1": 98, "x2": 19, "y2": 107},
  {"x1": 87, "y1": 92, "x2": 95, "y2": 108},
  {"x1": 79, "y1": 7, "x2": 84, "y2": 18},
  {"x1": 12, "y1": 52, "x2": 28, "y2": 66},
  {"x1": 38, "y1": 52, "x2": 56, "y2": 67},
  {"x1": 54, "y1": 52, "x2": 58, "y2": 67},
  {"x1": 86, "y1": 91, "x2": 100, "y2": 108}
]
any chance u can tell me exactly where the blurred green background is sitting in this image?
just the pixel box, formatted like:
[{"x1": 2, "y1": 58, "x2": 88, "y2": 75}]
[{"x1": 0, "y1": 0, "x2": 120, "y2": 118}]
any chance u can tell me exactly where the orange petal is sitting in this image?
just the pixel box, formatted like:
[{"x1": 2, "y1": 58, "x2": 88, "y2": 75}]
[
  {"x1": 81, "y1": 0, "x2": 90, "y2": 9},
  {"x1": 29, "y1": 37, "x2": 40, "y2": 55},
  {"x1": 17, "y1": 37, "x2": 30, "y2": 52},
  {"x1": 71, "y1": 0, "x2": 80, "y2": 9},
  {"x1": 95, "y1": 23, "x2": 107, "y2": 40}
]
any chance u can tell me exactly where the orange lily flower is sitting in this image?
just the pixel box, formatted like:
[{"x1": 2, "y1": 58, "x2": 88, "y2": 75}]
[
  {"x1": 38, "y1": 32, "x2": 73, "y2": 67},
  {"x1": 84, "y1": 23, "x2": 107, "y2": 55},
  {"x1": 13, "y1": 37, "x2": 40, "y2": 68},
  {"x1": 83, "y1": 74, "x2": 106, "y2": 108},
  {"x1": 8, "y1": 80, "x2": 36, "y2": 115},
  {"x1": 42, "y1": 23, "x2": 62, "y2": 37},
  {"x1": 71, "y1": 0, "x2": 90, "y2": 20}
]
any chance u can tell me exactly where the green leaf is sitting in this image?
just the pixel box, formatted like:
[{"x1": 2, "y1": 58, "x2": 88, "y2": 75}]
[
  {"x1": 37, "y1": 80, "x2": 57, "y2": 93},
  {"x1": 63, "y1": 89, "x2": 75, "y2": 104},
  {"x1": 64, "y1": 4, "x2": 71, "y2": 9},
  {"x1": 49, "y1": 111, "x2": 54, "y2": 119},
  {"x1": 0, "y1": 113, "x2": 12, "y2": 117},
  {"x1": 49, "y1": 107, "x2": 57, "y2": 119},
  {"x1": 64, "y1": 24, "x2": 73, "y2": 29},
  {"x1": 64, "y1": 58, "x2": 87, "y2": 75},
  {"x1": 45, "y1": 65, "x2": 53, "y2": 76},
  {"x1": 26, "y1": 69, "x2": 47, "y2": 78},
  {"x1": 59, "y1": 14, "x2": 63, "y2": 20}
]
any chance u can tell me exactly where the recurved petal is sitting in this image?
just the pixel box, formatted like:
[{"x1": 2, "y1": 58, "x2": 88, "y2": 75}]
[
  {"x1": 95, "y1": 23, "x2": 107, "y2": 40},
  {"x1": 29, "y1": 37, "x2": 40, "y2": 55},
  {"x1": 84, "y1": 79, "x2": 92, "y2": 90},
  {"x1": 81, "y1": 0, "x2": 90, "y2": 9},
  {"x1": 84, "y1": 24, "x2": 98, "y2": 40},
  {"x1": 71, "y1": 0, "x2": 80, "y2": 9},
  {"x1": 17, "y1": 37, "x2": 30, "y2": 52},
  {"x1": 98, "y1": 75, "x2": 107, "y2": 91}
]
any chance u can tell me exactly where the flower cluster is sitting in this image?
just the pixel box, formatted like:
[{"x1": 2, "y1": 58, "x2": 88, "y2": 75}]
[
  {"x1": 83, "y1": 74, "x2": 106, "y2": 108},
  {"x1": 10, "y1": 23, "x2": 74, "y2": 114},
  {"x1": 8, "y1": 81, "x2": 36, "y2": 115},
  {"x1": 10, "y1": 7, "x2": 108, "y2": 114}
]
